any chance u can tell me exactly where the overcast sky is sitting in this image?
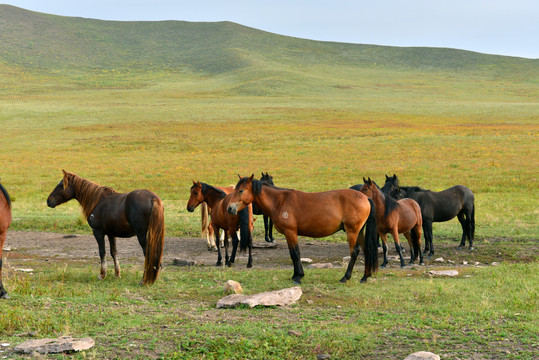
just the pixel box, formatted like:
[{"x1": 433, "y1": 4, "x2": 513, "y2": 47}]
[{"x1": 4, "y1": 0, "x2": 539, "y2": 59}]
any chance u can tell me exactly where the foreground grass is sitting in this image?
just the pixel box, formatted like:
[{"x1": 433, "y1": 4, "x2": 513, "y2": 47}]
[{"x1": 1, "y1": 248, "x2": 537, "y2": 359}]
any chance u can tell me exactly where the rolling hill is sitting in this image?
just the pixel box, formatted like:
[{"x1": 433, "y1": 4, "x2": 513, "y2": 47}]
[{"x1": 1, "y1": 4, "x2": 537, "y2": 78}]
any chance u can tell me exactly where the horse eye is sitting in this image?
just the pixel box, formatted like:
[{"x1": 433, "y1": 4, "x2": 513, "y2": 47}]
[{"x1": 239, "y1": 189, "x2": 244, "y2": 194}]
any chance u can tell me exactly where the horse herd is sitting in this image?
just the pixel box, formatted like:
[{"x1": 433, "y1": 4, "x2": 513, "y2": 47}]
[{"x1": 0, "y1": 170, "x2": 475, "y2": 300}]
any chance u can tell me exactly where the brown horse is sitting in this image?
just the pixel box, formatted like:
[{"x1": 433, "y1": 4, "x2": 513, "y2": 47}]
[
  {"x1": 47, "y1": 171, "x2": 165, "y2": 285},
  {"x1": 200, "y1": 185, "x2": 235, "y2": 251},
  {"x1": 187, "y1": 181, "x2": 254, "y2": 267},
  {"x1": 0, "y1": 181, "x2": 12, "y2": 299},
  {"x1": 356, "y1": 178, "x2": 424, "y2": 268},
  {"x1": 227, "y1": 175, "x2": 378, "y2": 284}
]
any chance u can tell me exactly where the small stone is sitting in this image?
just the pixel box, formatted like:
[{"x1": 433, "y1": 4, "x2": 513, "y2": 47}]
[
  {"x1": 491, "y1": 262, "x2": 500, "y2": 266},
  {"x1": 301, "y1": 258, "x2": 313, "y2": 264},
  {"x1": 343, "y1": 256, "x2": 351, "y2": 262},
  {"x1": 223, "y1": 280, "x2": 243, "y2": 294},
  {"x1": 447, "y1": 260, "x2": 455, "y2": 264},
  {"x1": 1, "y1": 246, "x2": 10, "y2": 251},
  {"x1": 172, "y1": 259, "x2": 198, "y2": 267},
  {"x1": 434, "y1": 257, "x2": 444, "y2": 263},
  {"x1": 316, "y1": 355, "x2": 331, "y2": 360},
  {"x1": 404, "y1": 351, "x2": 440, "y2": 360},
  {"x1": 463, "y1": 261, "x2": 468, "y2": 265},
  {"x1": 308, "y1": 263, "x2": 333, "y2": 269},
  {"x1": 428, "y1": 270, "x2": 458, "y2": 277},
  {"x1": 15, "y1": 268, "x2": 34, "y2": 273},
  {"x1": 288, "y1": 330, "x2": 301, "y2": 337}
]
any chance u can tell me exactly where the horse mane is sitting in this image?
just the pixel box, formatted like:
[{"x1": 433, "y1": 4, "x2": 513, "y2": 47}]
[
  {"x1": 199, "y1": 182, "x2": 226, "y2": 199},
  {"x1": 66, "y1": 173, "x2": 116, "y2": 218},
  {"x1": 401, "y1": 186, "x2": 429, "y2": 197},
  {"x1": 0, "y1": 182, "x2": 11, "y2": 207},
  {"x1": 373, "y1": 181, "x2": 400, "y2": 219}
]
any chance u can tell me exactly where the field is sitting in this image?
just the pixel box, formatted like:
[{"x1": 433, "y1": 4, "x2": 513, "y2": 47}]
[{"x1": 1, "y1": 5, "x2": 538, "y2": 359}]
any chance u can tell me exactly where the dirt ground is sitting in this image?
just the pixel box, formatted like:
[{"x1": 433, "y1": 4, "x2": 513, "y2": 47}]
[
  {"x1": 4, "y1": 231, "x2": 355, "y2": 269},
  {"x1": 3, "y1": 230, "x2": 511, "y2": 271}
]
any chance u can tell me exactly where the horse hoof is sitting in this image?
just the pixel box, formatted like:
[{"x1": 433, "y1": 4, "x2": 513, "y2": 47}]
[
  {"x1": 360, "y1": 276, "x2": 368, "y2": 283},
  {"x1": 469, "y1": 247, "x2": 474, "y2": 251},
  {"x1": 380, "y1": 264, "x2": 386, "y2": 269},
  {"x1": 216, "y1": 262, "x2": 222, "y2": 267},
  {"x1": 339, "y1": 277, "x2": 348, "y2": 283},
  {"x1": 0, "y1": 293, "x2": 9, "y2": 300},
  {"x1": 246, "y1": 263, "x2": 253, "y2": 268}
]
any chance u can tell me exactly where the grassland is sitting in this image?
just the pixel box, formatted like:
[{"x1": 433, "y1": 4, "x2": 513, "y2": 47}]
[{"x1": 0, "y1": 5, "x2": 538, "y2": 359}]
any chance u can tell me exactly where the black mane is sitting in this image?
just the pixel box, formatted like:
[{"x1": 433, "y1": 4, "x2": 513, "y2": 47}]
[
  {"x1": 401, "y1": 186, "x2": 430, "y2": 197},
  {"x1": 195, "y1": 182, "x2": 226, "y2": 199},
  {"x1": 374, "y1": 182, "x2": 399, "y2": 219},
  {"x1": 0, "y1": 182, "x2": 11, "y2": 206}
]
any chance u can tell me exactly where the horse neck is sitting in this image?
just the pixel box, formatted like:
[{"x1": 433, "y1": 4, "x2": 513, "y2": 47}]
[
  {"x1": 71, "y1": 177, "x2": 113, "y2": 218},
  {"x1": 371, "y1": 186, "x2": 386, "y2": 216},
  {"x1": 252, "y1": 184, "x2": 279, "y2": 215},
  {"x1": 202, "y1": 185, "x2": 225, "y2": 208}
]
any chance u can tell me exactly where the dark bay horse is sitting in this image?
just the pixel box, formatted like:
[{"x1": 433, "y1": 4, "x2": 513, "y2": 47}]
[
  {"x1": 187, "y1": 181, "x2": 254, "y2": 268},
  {"x1": 252, "y1": 172, "x2": 276, "y2": 243},
  {"x1": 355, "y1": 178, "x2": 424, "y2": 268},
  {"x1": 382, "y1": 174, "x2": 475, "y2": 255},
  {"x1": 0, "y1": 181, "x2": 12, "y2": 299},
  {"x1": 47, "y1": 171, "x2": 165, "y2": 285},
  {"x1": 227, "y1": 175, "x2": 378, "y2": 284},
  {"x1": 200, "y1": 185, "x2": 234, "y2": 251}
]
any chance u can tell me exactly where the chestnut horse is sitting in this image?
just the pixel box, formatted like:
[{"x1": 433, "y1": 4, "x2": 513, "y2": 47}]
[
  {"x1": 227, "y1": 175, "x2": 378, "y2": 284},
  {"x1": 200, "y1": 185, "x2": 234, "y2": 251},
  {"x1": 187, "y1": 181, "x2": 254, "y2": 267},
  {"x1": 47, "y1": 171, "x2": 165, "y2": 285},
  {"x1": 355, "y1": 178, "x2": 423, "y2": 268},
  {"x1": 0, "y1": 181, "x2": 12, "y2": 299},
  {"x1": 382, "y1": 174, "x2": 475, "y2": 254}
]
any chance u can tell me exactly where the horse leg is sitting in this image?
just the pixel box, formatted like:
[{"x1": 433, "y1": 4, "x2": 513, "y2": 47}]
[
  {"x1": 284, "y1": 231, "x2": 304, "y2": 284},
  {"x1": 93, "y1": 230, "x2": 107, "y2": 280},
  {"x1": 268, "y1": 217, "x2": 275, "y2": 242},
  {"x1": 423, "y1": 220, "x2": 434, "y2": 257},
  {"x1": 227, "y1": 231, "x2": 239, "y2": 267},
  {"x1": 214, "y1": 226, "x2": 223, "y2": 266},
  {"x1": 246, "y1": 231, "x2": 253, "y2": 268},
  {"x1": 413, "y1": 225, "x2": 424, "y2": 265},
  {"x1": 380, "y1": 233, "x2": 389, "y2": 268},
  {"x1": 264, "y1": 215, "x2": 273, "y2": 243},
  {"x1": 390, "y1": 229, "x2": 406, "y2": 268},
  {"x1": 340, "y1": 228, "x2": 362, "y2": 283},
  {"x1": 457, "y1": 212, "x2": 467, "y2": 249},
  {"x1": 0, "y1": 231, "x2": 7, "y2": 299},
  {"x1": 403, "y1": 231, "x2": 415, "y2": 265},
  {"x1": 108, "y1": 236, "x2": 121, "y2": 278}
]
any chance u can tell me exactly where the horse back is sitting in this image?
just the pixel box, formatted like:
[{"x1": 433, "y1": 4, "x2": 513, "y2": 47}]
[{"x1": 417, "y1": 185, "x2": 473, "y2": 222}]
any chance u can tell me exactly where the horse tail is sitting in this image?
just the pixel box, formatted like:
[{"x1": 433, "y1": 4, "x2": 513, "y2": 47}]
[
  {"x1": 471, "y1": 203, "x2": 475, "y2": 240},
  {"x1": 200, "y1": 202, "x2": 210, "y2": 237},
  {"x1": 143, "y1": 196, "x2": 165, "y2": 285},
  {"x1": 238, "y1": 207, "x2": 250, "y2": 252},
  {"x1": 363, "y1": 198, "x2": 379, "y2": 276}
]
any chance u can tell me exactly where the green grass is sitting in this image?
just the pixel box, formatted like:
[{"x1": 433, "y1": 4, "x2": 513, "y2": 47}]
[
  {"x1": 0, "y1": 6, "x2": 537, "y2": 359},
  {"x1": 0, "y1": 253, "x2": 537, "y2": 359}
]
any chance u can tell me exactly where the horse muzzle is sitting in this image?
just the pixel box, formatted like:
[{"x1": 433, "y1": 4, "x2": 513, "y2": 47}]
[
  {"x1": 227, "y1": 202, "x2": 240, "y2": 215},
  {"x1": 186, "y1": 206, "x2": 195, "y2": 213},
  {"x1": 46, "y1": 198, "x2": 57, "y2": 208}
]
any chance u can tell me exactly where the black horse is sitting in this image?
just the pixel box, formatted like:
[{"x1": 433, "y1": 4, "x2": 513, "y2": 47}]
[
  {"x1": 47, "y1": 170, "x2": 165, "y2": 285},
  {"x1": 382, "y1": 174, "x2": 475, "y2": 255},
  {"x1": 252, "y1": 172, "x2": 276, "y2": 242}
]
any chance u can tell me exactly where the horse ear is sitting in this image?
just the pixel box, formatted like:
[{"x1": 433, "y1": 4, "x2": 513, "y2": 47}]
[
  {"x1": 393, "y1": 174, "x2": 397, "y2": 178},
  {"x1": 368, "y1": 177, "x2": 373, "y2": 185},
  {"x1": 363, "y1": 177, "x2": 367, "y2": 183},
  {"x1": 192, "y1": 180, "x2": 196, "y2": 185},
  {"x1": 385, "y1": 174, "x2": 389, "y2": 180},
  {"x1": 237, "y1": 174, "x2": 242, "y2": 180},
  {"x1": 249, "y1": 174, "x2": 255, "y2": 182}
]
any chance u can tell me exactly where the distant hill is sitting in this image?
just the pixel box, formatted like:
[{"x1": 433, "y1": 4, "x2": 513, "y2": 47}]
[{"x1": 1, "y1": 5, "x2": 537, "y2": 77}]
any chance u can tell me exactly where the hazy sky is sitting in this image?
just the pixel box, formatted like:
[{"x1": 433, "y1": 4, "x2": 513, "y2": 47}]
[{"x1": 4, "y1": 0, "x2": 539, "y2": 59}]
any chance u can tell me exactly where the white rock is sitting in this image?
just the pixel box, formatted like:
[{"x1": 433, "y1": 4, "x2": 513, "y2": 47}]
[
  {"x1": 428, "y1": 270, "x2": 459, "y2": 277},
  {"x1": 434, "y1": 257, "x2": 444, "y2": 263},
  {"x1": 308, "y1": 263, "x2": 333, "y2": 269},
  {"x1": 14, "y1": 337, "x2": 94, "y2": 354},
  {"x1": 301, "y1": 258, "x2": 313, "y2": 264},
  {"x1": 404, "y1": 351, "x2": 440, "y2": 360},
  {"x1": 216, "y1": 287, "x2": 302, "y2": 308}
]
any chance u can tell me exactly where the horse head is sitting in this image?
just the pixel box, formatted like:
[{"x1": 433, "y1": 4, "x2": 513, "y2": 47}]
[
  {"x1": 186, "y1": 181, "x2": 205, "y2": 212},
  {"x1": 47, "y1": 170, "x2": 77, "y2": 208},
  {"x1": 227, "y1": 174, "x2": 255, "y2": 215}
]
